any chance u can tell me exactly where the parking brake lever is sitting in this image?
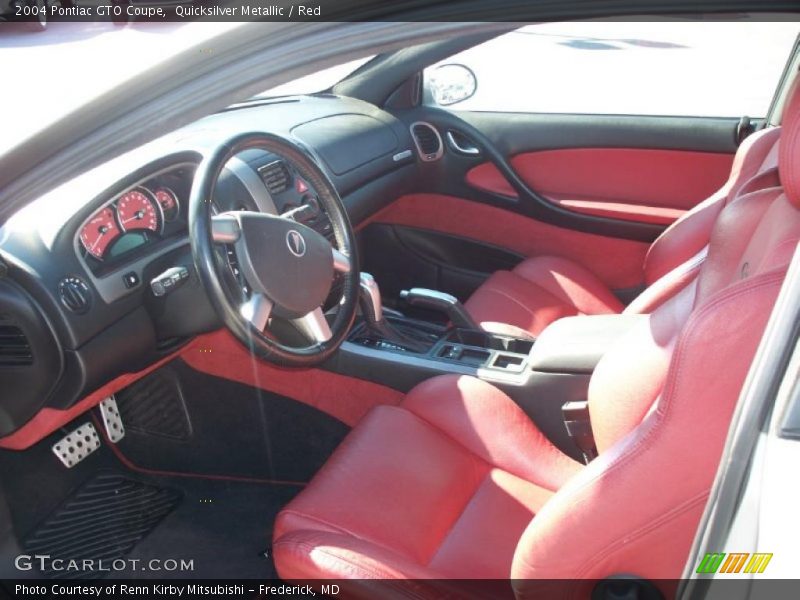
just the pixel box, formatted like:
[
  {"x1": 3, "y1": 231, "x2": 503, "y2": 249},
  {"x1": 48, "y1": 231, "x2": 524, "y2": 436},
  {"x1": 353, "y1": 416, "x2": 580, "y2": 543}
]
[{"x1": 399, "y1": 288, "x2": 480, "y2": 330}]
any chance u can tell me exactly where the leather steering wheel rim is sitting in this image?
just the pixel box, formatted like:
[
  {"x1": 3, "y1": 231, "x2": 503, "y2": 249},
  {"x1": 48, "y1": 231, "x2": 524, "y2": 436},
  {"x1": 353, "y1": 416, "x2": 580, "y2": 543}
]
[{"x1": 189, "y1": 132, "x2": 360, "y2": 367}]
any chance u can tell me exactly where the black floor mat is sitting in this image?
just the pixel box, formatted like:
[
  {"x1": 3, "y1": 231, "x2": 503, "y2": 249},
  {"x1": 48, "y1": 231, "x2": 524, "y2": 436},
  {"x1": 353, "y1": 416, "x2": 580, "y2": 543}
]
[
  {"x1": 117, "y1": 476, "x2": 298, "y2": 579},
  {"x1": 0, "y1": 356, "x2": 339, "y2": 580},
  {"x1": 22, "y1": 472, "x2": 181, "y2": 580},
  {"x1": 115, "y1": 369, "x2": 192, "y2": 441},
  {"x1": 114, "y1": 360, "x2": 350, "y2": 483}
]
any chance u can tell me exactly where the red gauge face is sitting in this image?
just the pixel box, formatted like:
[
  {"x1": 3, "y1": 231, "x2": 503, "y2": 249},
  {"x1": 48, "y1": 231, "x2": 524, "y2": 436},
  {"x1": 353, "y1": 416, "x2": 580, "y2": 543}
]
[
  {"x1": 116, "y1": 189, "x2": 160, "y2": 233},
  {"x1": 80, "y1": 207, "x2": 123, "y2": 259},
  {"x1": 154, "y1": 188, "x2": 179, "y2": 222}
]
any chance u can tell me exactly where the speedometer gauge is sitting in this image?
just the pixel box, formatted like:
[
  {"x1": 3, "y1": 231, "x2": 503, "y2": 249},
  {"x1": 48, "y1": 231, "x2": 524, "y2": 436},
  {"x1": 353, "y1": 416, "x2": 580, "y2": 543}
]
[
  {"x1": 80, "y1": 207, "x2": 123, "y2": 259},
  {"x1": 116, "y1": 189, "x2": 161, "y2": 233}
]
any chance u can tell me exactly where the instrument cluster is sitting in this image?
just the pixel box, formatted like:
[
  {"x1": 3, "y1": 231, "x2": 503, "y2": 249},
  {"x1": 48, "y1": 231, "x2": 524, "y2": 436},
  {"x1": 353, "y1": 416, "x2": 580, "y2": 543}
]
[{"x1": 77, "y1": 165, "x2": 193, "y2": 273}]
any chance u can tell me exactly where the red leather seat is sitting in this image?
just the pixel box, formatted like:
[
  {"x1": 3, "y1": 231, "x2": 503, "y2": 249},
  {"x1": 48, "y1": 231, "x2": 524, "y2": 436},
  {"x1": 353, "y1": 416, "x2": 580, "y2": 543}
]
[
  {"x1": 273, "y1": 80, "x2": 800, "y2": 594},
  {"x1": 465, "y1": 126, "x2": 781, "y2": 336}
]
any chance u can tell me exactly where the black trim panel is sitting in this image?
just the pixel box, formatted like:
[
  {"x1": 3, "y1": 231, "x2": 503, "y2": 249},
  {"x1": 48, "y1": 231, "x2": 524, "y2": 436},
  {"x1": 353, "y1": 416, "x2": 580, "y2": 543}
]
[
  {"x1": 360, "y1": 223, "x2": 523, "y2": 303},
  {"x1": 391, "y1": 107, "x2": 743, "y2": 242},
  {"x1": 458, "y1": 111, "x2": 742, "y2": 155}
]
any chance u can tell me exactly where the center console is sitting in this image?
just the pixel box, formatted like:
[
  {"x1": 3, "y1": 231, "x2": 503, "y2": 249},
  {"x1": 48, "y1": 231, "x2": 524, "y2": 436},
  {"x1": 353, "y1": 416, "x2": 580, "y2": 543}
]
[
  {"x1": 328, "y1": 273, "x2": 645, "y2": 461},
  {"x1": 343, "y1": 274, "x2": 536, "y2": 379}
]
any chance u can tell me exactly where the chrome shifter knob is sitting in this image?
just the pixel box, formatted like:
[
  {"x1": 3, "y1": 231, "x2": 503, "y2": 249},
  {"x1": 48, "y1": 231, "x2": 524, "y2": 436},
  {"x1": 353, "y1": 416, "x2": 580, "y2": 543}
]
[{"x1": 359, "y1": 272, "x2": 383, "y2": 323}]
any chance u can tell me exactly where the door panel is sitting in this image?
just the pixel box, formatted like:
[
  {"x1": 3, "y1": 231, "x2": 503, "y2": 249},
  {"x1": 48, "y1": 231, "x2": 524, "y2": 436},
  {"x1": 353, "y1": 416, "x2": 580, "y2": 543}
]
[
  {"x1": 398, "y1": 107, "x2": 744, "y2": 240},
  {"x1": 466, "y1": 147, "x2": 735, "y2": 225},
  {"x1": 456, "y1": 111, "x2": 741, "y2": 156},
  {"x1": 362, "y1": 108, "x2": 742, "y2": 300}
]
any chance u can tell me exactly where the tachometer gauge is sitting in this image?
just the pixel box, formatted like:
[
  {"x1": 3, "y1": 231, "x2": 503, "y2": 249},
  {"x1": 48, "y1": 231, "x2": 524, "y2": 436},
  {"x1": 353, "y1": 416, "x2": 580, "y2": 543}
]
[
  {"x1": 154, "y1": 187, "x2": 180, "y2": 222},
  {"x1": 116, "y1": 188, "x2": 161, "y2": 233},
  {"x1": 80, "y1": 207, "x2": 123, "y2": 259}
]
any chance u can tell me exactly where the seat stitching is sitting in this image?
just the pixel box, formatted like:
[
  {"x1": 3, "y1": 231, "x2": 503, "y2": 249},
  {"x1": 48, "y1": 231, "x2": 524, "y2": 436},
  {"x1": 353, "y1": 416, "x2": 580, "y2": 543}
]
[
  {"x1": 402, "y1": 407, "x2": 560, "y2": 493},
  {"x1": 514, "y1": 274, "x2": 784, "y2": 581},
  {"x1": 422, "y1": 461, "x2": 491, "y2": 569},
  {"x1": 573, "y1": 490, "x2": 710, "y2": 579},
  {"x1": 514, "y1": 256, "x2": 619, "y2": 311},
  {"x1": 478, "y1": 285, "x2": 542, "y2": 318},
  {"x1": 279, "y1": 408, "x2": 493, "y2": 567},
  {"x1": 514, "y1": 271, "x2": 786, "y2": 577},
  {"x1": 273, "y1": 538, "x2": 432, "y2": 588},
  {"x1": 277, "y1": 509, "x2": 425, "y2": 564}
]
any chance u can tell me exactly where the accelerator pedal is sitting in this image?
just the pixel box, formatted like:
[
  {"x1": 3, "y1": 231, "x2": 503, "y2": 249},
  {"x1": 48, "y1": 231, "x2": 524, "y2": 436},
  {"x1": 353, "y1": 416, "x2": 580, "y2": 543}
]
[{"x1": 98, "y1": 395, "x2": 125, "y2": 443}]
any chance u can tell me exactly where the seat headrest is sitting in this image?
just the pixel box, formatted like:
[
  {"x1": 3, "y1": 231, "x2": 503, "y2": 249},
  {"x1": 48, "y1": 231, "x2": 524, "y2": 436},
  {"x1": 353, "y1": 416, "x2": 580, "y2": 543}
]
[{"x1": 779, "y1": 74, "x2": 800, "y2": 208}]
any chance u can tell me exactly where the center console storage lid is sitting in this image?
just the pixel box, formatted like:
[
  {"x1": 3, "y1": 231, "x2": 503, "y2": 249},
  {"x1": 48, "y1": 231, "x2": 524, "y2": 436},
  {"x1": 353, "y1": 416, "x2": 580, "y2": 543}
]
[{"x1": 529, "y1": 314, "x2": 646, "y2": 374}]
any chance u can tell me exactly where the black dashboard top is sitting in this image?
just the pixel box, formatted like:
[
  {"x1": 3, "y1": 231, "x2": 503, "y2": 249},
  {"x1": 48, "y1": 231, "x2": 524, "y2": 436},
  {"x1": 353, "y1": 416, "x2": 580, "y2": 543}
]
[{"x1": 0, "y1": 93, "x2": 420, "y2": 436}]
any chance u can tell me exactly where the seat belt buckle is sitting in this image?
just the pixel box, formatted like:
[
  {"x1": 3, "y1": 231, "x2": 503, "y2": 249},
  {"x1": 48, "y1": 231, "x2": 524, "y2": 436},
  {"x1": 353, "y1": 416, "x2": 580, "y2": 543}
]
[{"x1": 562, "y1": 400, "x2": 597, "y2": 464}]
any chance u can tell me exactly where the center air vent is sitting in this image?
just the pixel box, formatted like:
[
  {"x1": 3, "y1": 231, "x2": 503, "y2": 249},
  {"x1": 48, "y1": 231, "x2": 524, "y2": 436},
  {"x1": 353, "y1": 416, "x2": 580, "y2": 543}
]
[
  {"x1": 58, "y1": 276, "x2": 91, "y2": 314},
  {"x1": 257, "y1": 160, "x2": 292, "y2": 195},
  {"x1": 411, "y1": 122, "x2": 444, "y2": 162},
  {"x1": 0, "y1": 321, "x2": 33, "y2": 367}
]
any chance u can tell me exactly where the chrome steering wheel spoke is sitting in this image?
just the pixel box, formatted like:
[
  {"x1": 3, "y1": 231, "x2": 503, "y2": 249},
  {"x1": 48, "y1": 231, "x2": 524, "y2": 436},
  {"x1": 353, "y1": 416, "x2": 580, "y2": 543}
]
[
  {"x1": 240, "y1": 292, "x2": 273, "y2": 331},
  {"x1": 291, "y1": 308, "x2": 333, "y2": 343},
  {"x1": 211, "y1": 213, "x2": 241, "y2": 244},
  {"x1": 332, "y1": 247, "x2": 352, "y2": 274}
]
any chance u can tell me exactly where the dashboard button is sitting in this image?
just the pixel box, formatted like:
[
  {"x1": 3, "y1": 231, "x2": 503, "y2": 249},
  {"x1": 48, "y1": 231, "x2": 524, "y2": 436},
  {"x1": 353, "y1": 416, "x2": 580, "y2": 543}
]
[{"x1": 122, "y1": 272, "x2": 140, "y2": 289}]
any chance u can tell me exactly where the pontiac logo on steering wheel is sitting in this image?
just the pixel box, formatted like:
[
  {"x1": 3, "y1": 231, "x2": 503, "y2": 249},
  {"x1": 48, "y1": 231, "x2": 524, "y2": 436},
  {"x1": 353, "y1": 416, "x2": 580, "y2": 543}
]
[{"x1": 286, "y1": 230, "x2": 307, "y2": 257}]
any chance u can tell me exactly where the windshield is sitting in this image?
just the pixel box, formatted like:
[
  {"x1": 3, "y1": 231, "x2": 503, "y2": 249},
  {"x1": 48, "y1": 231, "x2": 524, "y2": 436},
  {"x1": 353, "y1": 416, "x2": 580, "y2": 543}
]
[
  {"x1": 254, "y1": 56, "x2": 374, "y2": 99},
  {"x1": 0, "y1": 22, "x2": 370, "y2": 155},
  {"x1": 0, "y1": 22, "x2": 243, "y2": 155}
]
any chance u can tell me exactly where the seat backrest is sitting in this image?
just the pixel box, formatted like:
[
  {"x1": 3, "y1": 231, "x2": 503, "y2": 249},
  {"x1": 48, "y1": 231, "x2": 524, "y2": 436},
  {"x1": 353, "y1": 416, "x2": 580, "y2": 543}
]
[
  {"x1": 511, "y1": 76, "x2": 800, "y2": 595},
  {"x1": 623, "y1": 126, "x2": 781, "y2": 315}
]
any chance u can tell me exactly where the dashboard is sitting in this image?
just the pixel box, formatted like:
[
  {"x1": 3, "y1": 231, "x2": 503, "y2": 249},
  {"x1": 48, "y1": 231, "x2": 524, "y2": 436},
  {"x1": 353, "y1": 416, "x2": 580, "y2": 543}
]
[{"x1": 0, "y1": 93, "x2": 420, "y2": 440}]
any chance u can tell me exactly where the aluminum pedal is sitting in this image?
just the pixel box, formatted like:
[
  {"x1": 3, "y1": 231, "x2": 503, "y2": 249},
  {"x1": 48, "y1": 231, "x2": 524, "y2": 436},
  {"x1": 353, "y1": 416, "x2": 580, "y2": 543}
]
[
  {"x1": 99, "y1": 395, "x2": 125, "y2": 443},
  {"x1": 52, "y1": 423, "x2": 100, "y2": 468}
]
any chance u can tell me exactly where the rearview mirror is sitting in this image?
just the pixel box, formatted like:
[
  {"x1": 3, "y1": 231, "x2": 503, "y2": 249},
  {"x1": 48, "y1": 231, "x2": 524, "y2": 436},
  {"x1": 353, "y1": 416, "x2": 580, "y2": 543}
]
[{"x1": 428, "y1": 64, "x2": 477, "y2": 106}]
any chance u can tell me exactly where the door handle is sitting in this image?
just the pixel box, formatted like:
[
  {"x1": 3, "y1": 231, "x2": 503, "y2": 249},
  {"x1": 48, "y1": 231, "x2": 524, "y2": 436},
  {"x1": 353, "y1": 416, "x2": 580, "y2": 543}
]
[{"x1": 446, "y1": 130, "x2": 481, "y2": 156}]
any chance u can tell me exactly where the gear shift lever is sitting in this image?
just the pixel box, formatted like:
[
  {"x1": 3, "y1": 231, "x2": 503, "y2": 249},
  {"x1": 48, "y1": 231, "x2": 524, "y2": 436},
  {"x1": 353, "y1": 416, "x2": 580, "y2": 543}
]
[
  {"x1": 358, "y1": 274, "x2": 428, "y2": 353},
  {"x1": 358, "y1": 273, "x2": 383, "y2": 323},
  {"x1": 399, "y1": 288, "x2": 480, "y2": 330}
]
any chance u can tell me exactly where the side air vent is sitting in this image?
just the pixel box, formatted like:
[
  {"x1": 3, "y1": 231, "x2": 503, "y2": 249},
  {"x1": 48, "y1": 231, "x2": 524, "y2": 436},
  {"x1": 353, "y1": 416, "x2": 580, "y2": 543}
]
[
  {"x1": 58, "y1": 276, "x2": 91, "y2": 314},
  {"x1": 257, "y1": 160, "x2": 292, "y2": 195},
  {"x1": 410, "y1": 122, "x2": 444, "y2": 162},
  {"x1": 0, "y1": 321, "x2": 33, "y2": 367}
]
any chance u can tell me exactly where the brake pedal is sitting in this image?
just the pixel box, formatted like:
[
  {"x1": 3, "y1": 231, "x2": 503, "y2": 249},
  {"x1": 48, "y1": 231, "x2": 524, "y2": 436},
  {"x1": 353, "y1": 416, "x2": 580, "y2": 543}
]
[
  {"x1": 98, "y1": 396, "x2": 125, "y2": 443},
  {"x1": 52, "y1": 423, "x2": 101, "y2": 468}
]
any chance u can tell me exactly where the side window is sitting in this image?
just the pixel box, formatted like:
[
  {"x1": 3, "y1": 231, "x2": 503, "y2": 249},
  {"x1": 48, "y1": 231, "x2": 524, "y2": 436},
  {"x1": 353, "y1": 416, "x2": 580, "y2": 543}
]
[{"x1": 424, "y1": 22, "x2": 799, "y2": 118}]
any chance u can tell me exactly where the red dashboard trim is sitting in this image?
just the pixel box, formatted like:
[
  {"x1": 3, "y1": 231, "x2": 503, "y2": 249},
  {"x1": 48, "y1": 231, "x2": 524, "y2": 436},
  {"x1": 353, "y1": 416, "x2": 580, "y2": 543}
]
[{"x1": 0, "y1": 342, "x2": 193, "y2": 450}]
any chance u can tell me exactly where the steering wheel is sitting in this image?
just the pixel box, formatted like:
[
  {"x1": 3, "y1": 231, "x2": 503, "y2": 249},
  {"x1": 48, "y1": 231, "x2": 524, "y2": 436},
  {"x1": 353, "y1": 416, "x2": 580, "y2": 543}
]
[{"x1": 189, "y1": 132, "x2": 360, "y2": 367}]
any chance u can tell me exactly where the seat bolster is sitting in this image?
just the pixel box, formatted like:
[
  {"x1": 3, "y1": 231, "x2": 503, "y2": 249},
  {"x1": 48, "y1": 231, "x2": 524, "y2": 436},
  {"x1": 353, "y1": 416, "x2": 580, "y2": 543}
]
[
  {"x1": 512, "y1": 256, "x2": 625, "y2": 315},
  {"x1": 465, "y1": 271, "x2": 580, "y2": 337},
  {"x1": 403, "y1": 375, "x2": 582, "y2": 491},
  {"x1": 273, "y1": 529, "x2": 442, "y2": 583},
  {"x1": 624, "y1": 247, "x2": 707, "y2": 315},
  {"x1": 465, "y1": 256, "x2": 624, "y2": 336}
]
